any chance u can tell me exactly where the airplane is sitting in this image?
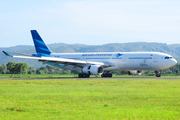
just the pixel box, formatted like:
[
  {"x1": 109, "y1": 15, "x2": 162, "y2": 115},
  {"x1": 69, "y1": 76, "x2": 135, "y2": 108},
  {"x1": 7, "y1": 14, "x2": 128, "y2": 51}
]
[{"x1": 2, "y1": 30, "x2": 177, "y2": 78}]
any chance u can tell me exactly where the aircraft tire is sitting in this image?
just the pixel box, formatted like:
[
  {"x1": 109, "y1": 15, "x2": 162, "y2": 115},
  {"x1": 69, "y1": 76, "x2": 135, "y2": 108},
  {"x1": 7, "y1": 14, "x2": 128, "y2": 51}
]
[
  {"x1": 101, "y1": 73, "x2": 112, "y2": 78},
  {"x1": 84, "y1": 74, "x2": 90, "y2": 78},
  {"x1": 109, "y1": 73, "x2": 112, "y2": 77},
  {"x1": 78, "y1": 73, "x2": 82, "y2": 78},
  {"x1": 156, "y1": 73, "x2": 161, "y2": 77},
  {"x1": 82, "y1": 74, "x2": 86, "y2": 78},
  {"x1": 79, "y1": 73, "x2": 90, "y2": 78}
]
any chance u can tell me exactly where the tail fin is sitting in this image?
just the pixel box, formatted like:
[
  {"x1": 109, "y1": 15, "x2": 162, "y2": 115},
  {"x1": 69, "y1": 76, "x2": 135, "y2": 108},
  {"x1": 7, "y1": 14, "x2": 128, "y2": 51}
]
[{"x1": 31, "y1": 30, "x2": 53, "y2": 56}]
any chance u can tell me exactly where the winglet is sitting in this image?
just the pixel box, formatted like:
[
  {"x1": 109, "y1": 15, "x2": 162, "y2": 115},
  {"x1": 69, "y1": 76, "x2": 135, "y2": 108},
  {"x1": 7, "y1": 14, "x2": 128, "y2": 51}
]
[{"x1": 2, "y1": 51, "x2": 12, "y2": 57}]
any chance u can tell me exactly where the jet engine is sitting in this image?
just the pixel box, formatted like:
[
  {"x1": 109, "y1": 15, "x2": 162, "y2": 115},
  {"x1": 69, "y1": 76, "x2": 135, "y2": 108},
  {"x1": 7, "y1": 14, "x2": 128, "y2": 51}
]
[
  {"x1": 122, "y1": 70, "x2": 143, "y2": 75},
  {"x1": 82, "y1": 65, "x2": 104, "y2": 75}
]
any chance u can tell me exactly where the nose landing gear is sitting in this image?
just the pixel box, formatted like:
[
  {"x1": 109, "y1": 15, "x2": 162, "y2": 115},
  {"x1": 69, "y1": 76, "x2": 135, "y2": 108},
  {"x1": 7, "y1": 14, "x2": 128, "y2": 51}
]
[{"x1": 155, "y1": 70, "x2": 161, "y2": 77}]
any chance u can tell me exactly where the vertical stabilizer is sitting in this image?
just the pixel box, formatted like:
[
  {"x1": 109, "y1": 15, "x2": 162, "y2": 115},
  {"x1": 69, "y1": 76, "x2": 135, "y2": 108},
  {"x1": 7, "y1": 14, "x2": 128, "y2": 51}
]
[{"x1": 31, "y1": 30, "x2": 53, "y2": 56}]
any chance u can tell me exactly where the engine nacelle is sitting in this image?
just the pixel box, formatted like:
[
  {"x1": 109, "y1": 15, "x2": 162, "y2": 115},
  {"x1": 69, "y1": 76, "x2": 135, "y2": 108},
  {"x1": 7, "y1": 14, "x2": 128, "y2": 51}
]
[
  {"x1": 82, "y1": 65, "x2": 104, "y2": 75},
  {"x1": 122, "y1": 70, "x2": 143, "y2": 75}
]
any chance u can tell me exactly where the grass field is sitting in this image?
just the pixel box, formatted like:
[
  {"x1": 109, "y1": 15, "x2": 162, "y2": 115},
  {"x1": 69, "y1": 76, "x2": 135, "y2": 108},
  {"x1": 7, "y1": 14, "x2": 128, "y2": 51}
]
[{"x1": 0, "y1": 79, "x2": 180, "y2": 119}]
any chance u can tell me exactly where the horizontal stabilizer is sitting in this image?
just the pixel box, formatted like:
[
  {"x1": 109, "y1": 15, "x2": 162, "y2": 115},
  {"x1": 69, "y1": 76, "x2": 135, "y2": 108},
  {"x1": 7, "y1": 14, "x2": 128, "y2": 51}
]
[
  {"x1": 2, "y1": 51, "x2": 12, "y2": 57},
  {"x1": 10, "y1": 52, "x2": 32, "y2": 57}
]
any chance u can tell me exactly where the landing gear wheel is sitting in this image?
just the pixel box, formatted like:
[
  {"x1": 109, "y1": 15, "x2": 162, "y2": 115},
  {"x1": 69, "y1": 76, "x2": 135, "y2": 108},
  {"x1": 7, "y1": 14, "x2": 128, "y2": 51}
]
[
  {"x1": 78, "y1": 73, "x2": 82, "y2": 78},
  {"x1": 156, "y1": 73, "x2": 161, "y2": 77},
  {"x1": 109, "y1": 73, "x2": 112, "y2": 77},
  {"x1": 101, "y1": 73, "x2": 112, "y2": 78},
  {"x1": 82, "y1": 74, "x2": 86, "y2": 78},
  {"x1": 155, "y1": 70, "x2": 161, "y2": 77},
  {"x1": 78, "y1": 73, "x2": 90, "y2": 78}
]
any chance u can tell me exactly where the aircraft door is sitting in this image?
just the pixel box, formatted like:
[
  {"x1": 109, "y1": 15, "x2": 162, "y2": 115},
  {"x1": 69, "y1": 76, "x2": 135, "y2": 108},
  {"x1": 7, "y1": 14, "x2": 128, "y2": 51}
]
[
  {"x1": 122, "y1": 55, "x2": 127, "y2": 62},
  {"x1": 153, "y1": 54, "x2": 159, "y2": 62},
  {"x1": 118, "y1": 54, "x2": 127, "y2": 69}
]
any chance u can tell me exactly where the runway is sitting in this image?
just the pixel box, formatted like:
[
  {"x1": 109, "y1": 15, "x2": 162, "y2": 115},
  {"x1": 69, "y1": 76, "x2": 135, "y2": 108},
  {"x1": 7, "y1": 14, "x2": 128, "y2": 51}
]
[{"x1": 1, "y1": 77, "x2": 180, "y2": 80}]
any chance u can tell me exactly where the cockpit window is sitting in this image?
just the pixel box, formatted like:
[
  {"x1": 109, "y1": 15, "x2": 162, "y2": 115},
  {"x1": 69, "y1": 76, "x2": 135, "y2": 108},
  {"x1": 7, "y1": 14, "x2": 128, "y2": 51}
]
[{"x1": 165, "y1": 56, "x2": 173, "y2": 59}]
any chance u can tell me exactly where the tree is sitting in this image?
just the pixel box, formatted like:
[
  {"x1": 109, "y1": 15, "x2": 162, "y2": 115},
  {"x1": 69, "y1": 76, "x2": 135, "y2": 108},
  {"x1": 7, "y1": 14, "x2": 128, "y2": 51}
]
[
  {"x1": 15, "y1": 63, "x2": 28, "y2": 74},
  {"x1": 6, "y1": 62, "x2": 28, "y2": 74},
  {"x1": 63, "y1": 70, "x2": 71, "y2": 74},
  {"x1": 176, "y1": 70, "x2": 179, "y2": 74},
  {"x1": 71, "y1": 70, "x2": 81, "y2": 74},
  {"x1": 6, "y1": 62, "x2": 16, "y2": 74},
  {"x1": 39, "y1": 67, "x2": 49, "y2": 74},
  {"x1": 28, "y1": 67, "x2": 36, "y2": 74},
  {"x1": 0, "y1": 64, "x2": 7, "y2": 74},
  {"x1": 45, "y1": 65, "x2": 54, "y2": 74},
  {"x1": 36, "y1": 70, "x2": 45, "y2": 74}
]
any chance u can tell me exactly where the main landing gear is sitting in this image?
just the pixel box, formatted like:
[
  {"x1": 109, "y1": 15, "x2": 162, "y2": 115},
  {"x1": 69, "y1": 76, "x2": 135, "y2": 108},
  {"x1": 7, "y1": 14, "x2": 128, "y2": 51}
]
[
  {"x1": 101, "y1": 73, "x2": 112, "y2": 78},
  {"x1": 155, "y1": 70, "x2": 161, "y2": 77},
  {"x1": 78, "y1": 73, "x2": 90, "y2": 78},
  {"x1": 78, "y1": 73, "x2": 113, "y2": 78}
]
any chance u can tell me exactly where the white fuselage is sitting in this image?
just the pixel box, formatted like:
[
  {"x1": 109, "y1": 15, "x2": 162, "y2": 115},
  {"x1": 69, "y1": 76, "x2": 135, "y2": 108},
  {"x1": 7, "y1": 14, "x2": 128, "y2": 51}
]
[{"x1": 50, "y1": 52, "x2": 177, "y2": 71}]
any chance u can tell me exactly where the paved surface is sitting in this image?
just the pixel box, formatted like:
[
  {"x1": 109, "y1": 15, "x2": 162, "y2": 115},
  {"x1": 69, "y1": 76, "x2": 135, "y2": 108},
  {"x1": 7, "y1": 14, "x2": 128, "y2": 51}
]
[{"x1": 0, "y1": 77, "x2": 180, "y2": 80}]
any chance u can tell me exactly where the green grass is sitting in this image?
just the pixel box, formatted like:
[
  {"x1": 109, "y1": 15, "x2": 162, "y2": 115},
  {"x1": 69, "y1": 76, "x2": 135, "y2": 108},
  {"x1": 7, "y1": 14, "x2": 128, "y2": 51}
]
[
  {"x1": 0, "y1": 79, "x2": 180, "y2": 119},
  {"x1": 0, "y1": 74, "x2": 77, "y2": 78}
]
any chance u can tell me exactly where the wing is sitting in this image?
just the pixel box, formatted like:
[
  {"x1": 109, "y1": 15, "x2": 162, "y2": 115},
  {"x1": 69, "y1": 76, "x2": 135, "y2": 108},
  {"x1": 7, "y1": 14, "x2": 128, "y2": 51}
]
[{"x1": 2, "y1": 51, "x2": 113, "y2": 68}]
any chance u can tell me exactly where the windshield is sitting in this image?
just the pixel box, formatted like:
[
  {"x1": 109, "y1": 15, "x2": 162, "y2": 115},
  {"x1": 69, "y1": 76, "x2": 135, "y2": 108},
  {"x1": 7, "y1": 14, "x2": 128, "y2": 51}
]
[{"x1": 164, "y1": 56, "x2": 173, "y2": 59}]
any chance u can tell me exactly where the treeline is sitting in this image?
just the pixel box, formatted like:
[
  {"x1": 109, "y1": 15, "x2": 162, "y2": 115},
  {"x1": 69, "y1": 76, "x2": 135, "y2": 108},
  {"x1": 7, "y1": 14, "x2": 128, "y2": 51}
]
[
  {"x1": 0, "y1": 62, "x2": 180, "y2": 75},
  {"x1": 0, "y1": 62, "x2": 81, "y2": 74}
]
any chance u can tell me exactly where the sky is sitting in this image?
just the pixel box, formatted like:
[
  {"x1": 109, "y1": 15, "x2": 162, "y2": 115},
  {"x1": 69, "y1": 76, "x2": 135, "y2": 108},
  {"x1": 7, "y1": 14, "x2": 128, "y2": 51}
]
[{"x1": 0, "y1": 0, "x2": 180, "y2": 47}]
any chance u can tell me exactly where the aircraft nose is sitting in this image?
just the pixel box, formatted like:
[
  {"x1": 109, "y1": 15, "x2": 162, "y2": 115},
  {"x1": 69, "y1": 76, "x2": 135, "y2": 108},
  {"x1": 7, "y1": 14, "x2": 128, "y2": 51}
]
[{"x1": 171, "y1": 59, "x2": 177, "y2": 66}]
